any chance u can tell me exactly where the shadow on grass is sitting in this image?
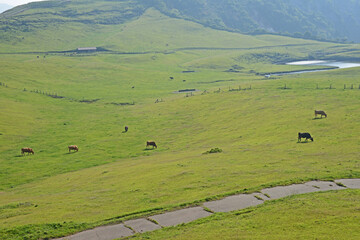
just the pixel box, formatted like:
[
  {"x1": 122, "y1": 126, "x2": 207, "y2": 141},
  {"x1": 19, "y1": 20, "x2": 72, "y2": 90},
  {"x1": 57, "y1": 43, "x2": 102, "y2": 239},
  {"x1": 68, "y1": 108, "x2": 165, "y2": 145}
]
[
  {"x1": 297, "y1": 141, "x2": 312, "y2": 144},
  {"x1": 312, "y1": 117, "x2": 325, "y2": 120},
  {"x1": 16, "y1": 154, "x2": 35, "y2": 157},
  {"x1": 144, "y1": 148, "x2": 156, "y2": 151},
  {"x1": 65, "y1": 151, "x2": 78, "y2": 155}
]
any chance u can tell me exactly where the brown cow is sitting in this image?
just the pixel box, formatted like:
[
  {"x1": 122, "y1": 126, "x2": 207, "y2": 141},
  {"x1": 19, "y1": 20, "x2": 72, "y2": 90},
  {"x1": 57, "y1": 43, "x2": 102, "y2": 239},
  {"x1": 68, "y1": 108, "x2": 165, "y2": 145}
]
[
  {"x1": 68, "y1": 145, "x2": 79, "y2": 152},
  {"x1": 21, "y1": 147, "x2": 34, "y2": 155},
  {"x1": 315, "y1": 110, "x2": 327, "y2": 118},
  {"x1": 146, "y1": 141, "x2": 157, "y2": 149}
]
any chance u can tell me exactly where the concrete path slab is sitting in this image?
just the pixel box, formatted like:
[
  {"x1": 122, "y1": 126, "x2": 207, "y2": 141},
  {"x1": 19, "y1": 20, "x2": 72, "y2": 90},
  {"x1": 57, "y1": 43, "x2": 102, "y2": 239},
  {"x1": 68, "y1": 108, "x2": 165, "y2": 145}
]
[
  {"x1": 305, "y1": 181, "x2": 346, "y2": 191},
  {"x1": 56, "y1": 224, "x2": 133, "y2": 240},
  {"x1": 335, "y1": 178, "x2": 360, "y2": 189},
  {"x1": 149, "y1": 207, "x2": 212, "y2": 227},
  {"x1": 261, "y1": 183, "x2": 318, "y2": 199},
  {"x1": 124, "y1": 218, "x2": 161, "y2": 233},
  {"x1": 204, "y1": 194, "x2": 263, "y2": 213}
]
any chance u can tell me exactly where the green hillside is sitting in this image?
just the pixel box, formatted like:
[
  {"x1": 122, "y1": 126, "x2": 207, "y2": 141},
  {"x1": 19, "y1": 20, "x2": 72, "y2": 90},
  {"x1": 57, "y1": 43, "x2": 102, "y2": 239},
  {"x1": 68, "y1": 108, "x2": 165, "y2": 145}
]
[
  {"x1": 154, "y1": 0, "x2": 360, "y2": 43},
  {"x1": 1, "y1": 4, "x2": 344, "y2": 55},
  {"x1": 0, "y1": 6, "x2": 319, "y2": 53},
  {"x1": 0, "y1": 1, "x2": 360, "y2": 239},
  {"x1": 2, "y1": 0, "x2": 360, "y2": 45}
]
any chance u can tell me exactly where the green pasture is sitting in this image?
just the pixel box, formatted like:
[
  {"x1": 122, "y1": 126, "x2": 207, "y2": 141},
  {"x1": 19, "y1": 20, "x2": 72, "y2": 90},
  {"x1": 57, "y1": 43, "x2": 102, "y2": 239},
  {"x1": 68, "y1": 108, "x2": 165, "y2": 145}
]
[
  {"x1": 131, "y1": 190, "x2": 360, "y2": 240},
  {"x1": 0, "y1": 50, "x2": 360, "y2": 239},
  {"x1": 0, "y1": 9, "x2": 360, "y2": 239}
]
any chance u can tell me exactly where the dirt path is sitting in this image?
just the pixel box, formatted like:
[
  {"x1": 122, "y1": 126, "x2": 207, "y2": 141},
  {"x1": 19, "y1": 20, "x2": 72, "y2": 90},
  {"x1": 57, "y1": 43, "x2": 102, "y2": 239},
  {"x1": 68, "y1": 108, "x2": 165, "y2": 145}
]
[{"x1": 55, "y1": 178, "x2": 360, "y2": 240}]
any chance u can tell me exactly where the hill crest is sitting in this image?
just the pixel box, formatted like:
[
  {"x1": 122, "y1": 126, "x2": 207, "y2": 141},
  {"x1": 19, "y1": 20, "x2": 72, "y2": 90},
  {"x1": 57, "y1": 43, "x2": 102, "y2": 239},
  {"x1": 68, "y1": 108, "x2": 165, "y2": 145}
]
[{"x1": 1, "y1": 0, "x2": 360, "y2": 44}]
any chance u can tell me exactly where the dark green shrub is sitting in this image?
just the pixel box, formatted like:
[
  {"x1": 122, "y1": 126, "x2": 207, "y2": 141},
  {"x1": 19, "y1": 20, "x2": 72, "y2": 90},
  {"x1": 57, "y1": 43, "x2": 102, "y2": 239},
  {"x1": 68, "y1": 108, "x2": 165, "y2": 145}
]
[{"x1": 203, "y1": 148, "x2": 222, "y2": 154}]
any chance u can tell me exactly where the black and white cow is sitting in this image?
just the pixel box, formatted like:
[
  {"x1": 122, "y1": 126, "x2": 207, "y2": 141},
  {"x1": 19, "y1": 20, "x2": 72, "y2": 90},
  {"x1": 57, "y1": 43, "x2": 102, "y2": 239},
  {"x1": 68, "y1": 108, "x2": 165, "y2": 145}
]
[{"x1": 298, "y1": 132, "x2": 314, "y2": 142}]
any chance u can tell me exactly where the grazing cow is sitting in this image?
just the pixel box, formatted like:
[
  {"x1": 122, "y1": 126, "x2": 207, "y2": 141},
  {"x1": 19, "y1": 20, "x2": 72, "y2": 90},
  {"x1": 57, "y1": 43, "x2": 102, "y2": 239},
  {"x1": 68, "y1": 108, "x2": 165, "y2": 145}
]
[
  {"x1": 315, "y1": 110, "x2": 327, "y2": 118},
  {"x1": 68, "y1": 145, "x2": 79, "y2": 152},
  {"x1": 298, "y1": 132, "x2": 314, "y2": 142},
  {"x1": 21, "y1": 147, "x2": 34, "y2": 155},
  {"x1": 125, "y1": 126, "x2": 128, "y2": 132},
  {"x1": 146, "y1": 141, "x2": 157, "y2": 149}
]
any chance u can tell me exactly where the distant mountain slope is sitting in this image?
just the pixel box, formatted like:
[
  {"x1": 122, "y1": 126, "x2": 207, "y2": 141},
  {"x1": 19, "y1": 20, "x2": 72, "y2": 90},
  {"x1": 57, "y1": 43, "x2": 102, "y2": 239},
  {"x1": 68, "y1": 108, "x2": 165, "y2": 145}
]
[
  {"x1": 0, "y1": 0, "x2": 359, "y2": 49},
  {"x1": 0, "y1": 3, "x2": 12, "y2": 13},
  {"x1": 0, "y1": 0, "x2": 149, "y2": 52},
  {"x1": 154, "y1": 0, "x2": 360, "y2": 43},
  {"x1": 0, "y1": 1, "x2": 325, "y2": 53}
]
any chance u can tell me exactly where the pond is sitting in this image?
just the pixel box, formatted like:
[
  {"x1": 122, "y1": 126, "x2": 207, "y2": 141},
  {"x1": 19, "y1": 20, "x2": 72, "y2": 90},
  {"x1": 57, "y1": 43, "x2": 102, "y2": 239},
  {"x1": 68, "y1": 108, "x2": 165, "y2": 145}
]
[
  {"x1": 267, "y1": 60, "x2": 360, "y2": 77},
  {"x1": 286, "y1": 60, "x2": 360, "y2": 69}
]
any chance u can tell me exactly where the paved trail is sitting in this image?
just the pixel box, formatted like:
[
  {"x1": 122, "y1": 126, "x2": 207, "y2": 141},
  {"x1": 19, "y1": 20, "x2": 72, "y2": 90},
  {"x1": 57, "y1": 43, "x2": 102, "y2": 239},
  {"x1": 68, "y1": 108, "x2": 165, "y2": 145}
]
[{"x1": 56, "y1": 178, "x2": 360, "y2": 240}]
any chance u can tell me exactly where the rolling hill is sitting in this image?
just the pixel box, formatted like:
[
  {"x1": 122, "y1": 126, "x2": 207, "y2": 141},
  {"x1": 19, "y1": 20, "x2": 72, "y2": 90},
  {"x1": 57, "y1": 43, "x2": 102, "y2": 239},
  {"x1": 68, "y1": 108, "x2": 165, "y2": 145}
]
[
  {"x1": 1, "y1": 0, "x2": 360, "y2": 45},
  {"x1": 0, "y1": 0, "x2": 359, "y2": 239},
  {"x1": 154, "y1": 0, "x2": 360, "y2": 43}
]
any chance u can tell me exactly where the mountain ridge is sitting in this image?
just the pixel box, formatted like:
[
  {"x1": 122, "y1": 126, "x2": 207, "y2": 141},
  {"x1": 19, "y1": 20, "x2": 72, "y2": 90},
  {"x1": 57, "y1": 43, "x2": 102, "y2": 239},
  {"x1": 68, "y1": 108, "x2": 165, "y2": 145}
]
[
  {"x1": 1, "y1": 0, "x2": 360, "y2": 49},
  {"x1": 152, "y1": 0, "x2": 360, "y2": 43}
]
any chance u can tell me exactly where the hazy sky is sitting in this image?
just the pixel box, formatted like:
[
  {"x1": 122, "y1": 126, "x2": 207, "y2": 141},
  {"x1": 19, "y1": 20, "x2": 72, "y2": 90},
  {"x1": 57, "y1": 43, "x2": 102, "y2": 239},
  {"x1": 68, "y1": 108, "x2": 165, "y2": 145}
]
[{"x1": 0, "y1": 0, "x2": 45, "y2": 7}]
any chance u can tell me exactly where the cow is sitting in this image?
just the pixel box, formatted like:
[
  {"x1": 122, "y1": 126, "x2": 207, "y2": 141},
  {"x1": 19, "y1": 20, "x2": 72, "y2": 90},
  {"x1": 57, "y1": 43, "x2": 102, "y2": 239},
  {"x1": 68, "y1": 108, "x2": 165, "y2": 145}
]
[
  {"x1": 68, "y1": 145, "x2": 79, "y2": 152},
  {"x1": 315, "y1": 110, "x2": 327, "y2": 118},
  {"x1": 21, "y1": 147, "x2": 34, "y2": 155},
  {"x1": 298, "y1": 132, "x2": 314, "y2": 142},
  {"x1": 125, "y1": 126, "x2": 128, "y2": 132},
  {"x1": 146, "y1": 141, "x2": 157, "y2": 149}
]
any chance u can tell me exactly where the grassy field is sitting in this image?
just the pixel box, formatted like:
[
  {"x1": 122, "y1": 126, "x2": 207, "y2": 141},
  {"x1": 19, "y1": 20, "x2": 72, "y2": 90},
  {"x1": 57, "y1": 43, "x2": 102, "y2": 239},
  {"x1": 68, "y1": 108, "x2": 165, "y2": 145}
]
[
  {"x1": 130, "y1": 189, "x2": 360, "y2": 240},
  {"x1": 1, "y1": 51, "x2": 360, "y2": 239},
  {"x1": 0, "y1": 8, "x2": 360, "y2": 240}
]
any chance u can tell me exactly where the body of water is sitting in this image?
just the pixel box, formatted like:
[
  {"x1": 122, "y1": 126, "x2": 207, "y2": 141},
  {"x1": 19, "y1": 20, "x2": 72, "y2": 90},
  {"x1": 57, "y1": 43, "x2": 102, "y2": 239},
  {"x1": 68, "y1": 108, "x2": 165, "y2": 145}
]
[
  {"x1": 267, "y1": 60, "x2": 360, "y2": 77},
  {"x1": 286, "y1": 60, "x2": 360, "y2": 69}
]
